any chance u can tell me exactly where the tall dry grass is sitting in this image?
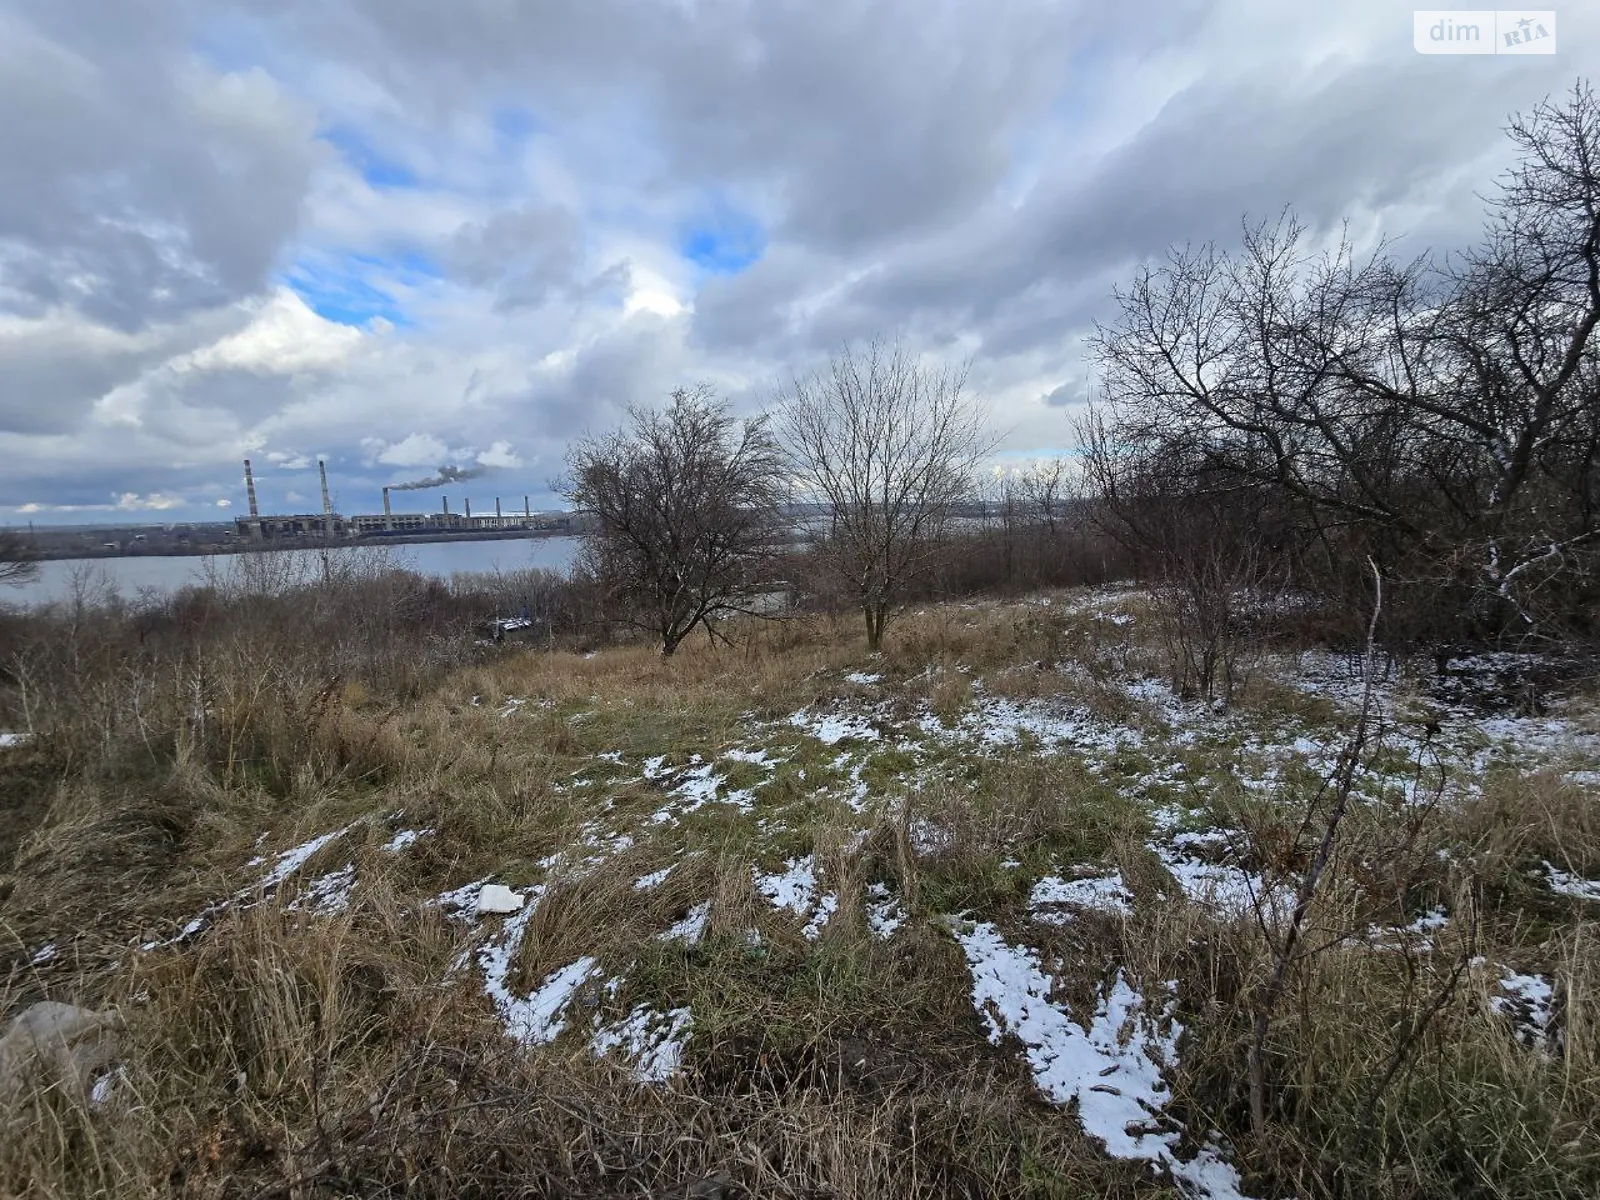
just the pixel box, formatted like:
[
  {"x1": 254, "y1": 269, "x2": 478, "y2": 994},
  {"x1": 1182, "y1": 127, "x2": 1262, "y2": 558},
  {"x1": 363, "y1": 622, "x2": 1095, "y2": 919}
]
[{"x1": 2, "y1": 567, "x2": 1597, "y2": 1197}]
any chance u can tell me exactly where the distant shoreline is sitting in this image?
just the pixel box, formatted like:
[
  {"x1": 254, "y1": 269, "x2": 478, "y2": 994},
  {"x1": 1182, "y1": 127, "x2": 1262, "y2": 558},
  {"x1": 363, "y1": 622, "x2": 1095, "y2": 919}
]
[{"x1": 27, "y1": 528, "x2": 579, "y2": 563}]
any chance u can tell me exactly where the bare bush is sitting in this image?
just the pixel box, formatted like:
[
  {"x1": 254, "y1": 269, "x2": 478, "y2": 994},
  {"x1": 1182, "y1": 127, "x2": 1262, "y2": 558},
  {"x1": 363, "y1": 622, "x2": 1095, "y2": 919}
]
[
  {"x1": 1149, "y1": 526, "x2": 1262, "y2": 707},
  {"x1": 0, "y1": 530, "x2": 38, "y2": 588},
  {"x1": 565, "y1": 386, "x2": 784, "y2": 657}
]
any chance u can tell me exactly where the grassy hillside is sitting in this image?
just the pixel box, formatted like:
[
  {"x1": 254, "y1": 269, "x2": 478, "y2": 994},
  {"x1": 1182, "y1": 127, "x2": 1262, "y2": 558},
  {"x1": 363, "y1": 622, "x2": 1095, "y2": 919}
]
[{"x1": 3, "y1": 589, "x2": 1598, "y2": 1198}]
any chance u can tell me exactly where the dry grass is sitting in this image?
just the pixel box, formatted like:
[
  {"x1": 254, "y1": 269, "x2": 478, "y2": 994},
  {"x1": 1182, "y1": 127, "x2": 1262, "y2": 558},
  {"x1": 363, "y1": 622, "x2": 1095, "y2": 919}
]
[{"x1": 2, "y1": 585, "x2": 1598, "y2": 1198}]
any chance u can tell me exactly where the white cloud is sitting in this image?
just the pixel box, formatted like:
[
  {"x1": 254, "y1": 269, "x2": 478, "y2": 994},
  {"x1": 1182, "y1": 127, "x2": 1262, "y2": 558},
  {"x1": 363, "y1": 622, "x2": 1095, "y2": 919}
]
[
  {"x1": 115, "y1": 492, "x2": 183, "y2": 511},
  {"x1": 476, "y1": 440, "x2": 522, "y2": 469},
  {"x1": 372, "y1": 432, "x2": 451, "y2": 467},
  {"x1": 181, "y1": 288, "x2": 364, "y2": 375}
]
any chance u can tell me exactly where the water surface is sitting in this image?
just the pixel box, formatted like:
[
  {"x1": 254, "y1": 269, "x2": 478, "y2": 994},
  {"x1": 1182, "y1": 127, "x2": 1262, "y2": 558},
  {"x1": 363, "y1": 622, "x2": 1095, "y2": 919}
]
[{"x1": 2, "y1": 537, "x2": 581, "y2": 608}]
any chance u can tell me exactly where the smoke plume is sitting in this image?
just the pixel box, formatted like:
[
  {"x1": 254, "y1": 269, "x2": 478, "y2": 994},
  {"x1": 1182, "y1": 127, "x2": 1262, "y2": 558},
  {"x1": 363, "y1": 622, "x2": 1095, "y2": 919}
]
[{"x1": 389, "y1": 464, "x2": 490, "y2": 491}]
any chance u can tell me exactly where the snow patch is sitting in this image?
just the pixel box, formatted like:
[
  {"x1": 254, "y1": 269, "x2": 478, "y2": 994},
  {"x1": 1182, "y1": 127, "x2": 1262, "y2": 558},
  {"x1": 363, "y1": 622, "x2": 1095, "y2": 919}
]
[
  {"x1": 1030, "y1": 872, "x2": 1134, "y2": 920},
  {"x1": 755, "y1": 857, "x2": 837, "y2": 939},
  {"x1": 1150, "y1": 832, "x2": 1279, "y2": 917},
  {"x1": 591, "y1": 1005, "x2": 693, "y2": 1082},
  {"x1": 661, "y1": 901, "x2": 711, "y2": 945},
  {"x1": 287, "y1": 865, "x2": 356, "y2": 914},
  {"x1": 790, "y1": 708, "x2": 880, "y2": 745},
  {"x1": 260, "y1": 828, "x2": 352, "y2": 888},
  {"x1": 433, "y1": 877, "x2": 491, "y2": 916},
  {"x1": 1491, "y1": 969, "x2": 1556, "y2": 1049},
  {"x1": 865, "y1": 882, "x2": 905, "y2": 939},
  {"x1": 952, "y1": 921, "x2": 1245, "y2": 1199},
  {"x1": 1543, "y1": 862, "x2": 1600, "y2": 902},
  {"x1": 474, "y1": 883, "x2": 599, "y2": 1047},
  {"x1": 383, "y1": 828, "x2": 432, "y2": 853}
]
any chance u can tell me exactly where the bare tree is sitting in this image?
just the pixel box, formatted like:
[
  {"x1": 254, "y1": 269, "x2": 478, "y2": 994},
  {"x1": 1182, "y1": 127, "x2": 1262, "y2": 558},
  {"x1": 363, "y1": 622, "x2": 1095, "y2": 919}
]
[
  {"x1": 564, "y1": 386, "x2": 784, "y2": 657},
  {"x1": 1086, "y1": 81, "x2": 1600, "y2": 641},
  {"x1": 1017, "y1": 457, "x2": 1075, "y2": 536},
  {"x1": 779, "y1": 340, "x2": 991, "y2": 650},
  {"x1": 0, "y1": 529, "x2": 39, "y2": 587}
]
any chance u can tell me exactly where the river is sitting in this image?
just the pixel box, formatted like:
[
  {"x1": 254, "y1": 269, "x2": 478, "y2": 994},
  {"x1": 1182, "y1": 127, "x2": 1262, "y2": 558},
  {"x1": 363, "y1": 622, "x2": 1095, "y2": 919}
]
[{"x1": 1, "y1": 537, "x2": 582, "y2": 608}]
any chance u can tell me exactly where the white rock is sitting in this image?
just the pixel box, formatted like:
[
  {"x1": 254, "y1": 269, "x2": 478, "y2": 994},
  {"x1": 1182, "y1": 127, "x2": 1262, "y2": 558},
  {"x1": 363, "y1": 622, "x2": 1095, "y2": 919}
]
[{"x1": 476, "y1": 884, "x2": 526, "y2": 915}]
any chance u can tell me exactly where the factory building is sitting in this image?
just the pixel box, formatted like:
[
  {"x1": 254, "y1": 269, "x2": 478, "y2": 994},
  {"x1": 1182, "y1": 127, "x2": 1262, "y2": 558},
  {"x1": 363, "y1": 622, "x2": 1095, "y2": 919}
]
[{"x1": 233, "y1": 462, "x2": 570, "y2": 541}]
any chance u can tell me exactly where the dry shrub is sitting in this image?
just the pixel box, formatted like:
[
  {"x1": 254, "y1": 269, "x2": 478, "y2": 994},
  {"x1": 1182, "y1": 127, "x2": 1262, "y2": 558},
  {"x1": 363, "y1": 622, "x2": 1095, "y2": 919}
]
[{"x1": 1459, "y1": 768, "x2": 1600, "y2": 883}]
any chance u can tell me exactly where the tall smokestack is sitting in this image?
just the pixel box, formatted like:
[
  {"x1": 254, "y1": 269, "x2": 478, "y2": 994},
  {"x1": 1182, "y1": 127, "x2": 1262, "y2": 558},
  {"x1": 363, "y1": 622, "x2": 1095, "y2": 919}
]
[
  {"x1": 442, "y1": 495, "x2": 449, "y2": 516},
  {"x1": 318, "y1": 459, "x2": 333, "y2": 537},
  {"x1": 383, "y1": 486, "x2": 393, "y2": 531},
  {"x1": 243, "y1": 460, "x2": 260, "y2": 519},
  {"x1": 495, "y1": 497, "x2": 502, "y2": 521},
  {"x1": 524, "y1": 495, "x2": 531, "y2": 519},
  {"x1": 465, "y1": 498, "x2": 472, "y2": 521}
]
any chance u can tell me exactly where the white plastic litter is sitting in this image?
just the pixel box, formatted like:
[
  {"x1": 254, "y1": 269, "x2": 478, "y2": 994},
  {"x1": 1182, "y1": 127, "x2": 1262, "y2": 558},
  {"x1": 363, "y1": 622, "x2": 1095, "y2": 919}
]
[{"x1": 476, "y1": 884, "x2": 526, "y2": 915}]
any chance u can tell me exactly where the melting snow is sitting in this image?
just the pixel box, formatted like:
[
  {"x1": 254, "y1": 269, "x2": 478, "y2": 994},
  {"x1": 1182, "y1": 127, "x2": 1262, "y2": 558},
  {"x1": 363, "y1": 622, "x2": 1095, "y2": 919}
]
[
  {"x1": 383, "y1": 828, "x2": 432, "y2": 853},
  {"x1": 633, "y1": 867, "x2": 673, "y2": 892},
  {"x1": 844, "y1": 672, "x2": 881, "y2": 685},
  {"x1": 791, "y1": 708, "x2": 880, "y2": 745},
  {"x1": 865, "y1": 882, "x2": 905, "y2": 939},
  {"x1": 909, "y1": 817, "x2": 956, "y2": 856},
  {"x1": 952, "y1": 921, "x2": 1245, "y2": 1199},
  {"x1": 0, "y1": 732, "x2": 29, "y2": 749},
  {"x1": 473, "y1": 883, "x2": 599, "y2": 1046},
  {"x1": 755, "y1": 857, "x2": 837, "y2": 939},
  {"x1": 661, "y1": 901, "x2": 711, "y2": 945},
  {"x1": 1491, "y1": 969, "x2": 1556, "y2": 1049},
  {"x1": 1404, "y1": 906, "x2": 1449, "y2": 933},
  {"x1": 1150, "y1": 831, "x2": 1278, "y2": 917},
  {"x1": 287, "y1": 865, "x2": 356, "y2": 914},
  {"x1": 260, "y1": 828, "x2": 352, "y2": 888},
  {"x1": 1543, "y1": 862, "x2": 1600, "y2": 902},
  {"x1": 143, "y1": 825, "x2": 359, "y2": 947},
  {"x1": 656, "y1": 761, "x2": 722, "y2": 820},
  {"x1": 1030, "y1": 872, "x2": 1134, "y2": 920},
  {"x1": 433, "y1": 878, "x2": 491, "y2": 915},
  {"x1": 493, "y1": 955, "x2": 600, "y2": 1047},
  {"x1": 591, "y1": 1005, "x2": 693, "y2": 1082}
]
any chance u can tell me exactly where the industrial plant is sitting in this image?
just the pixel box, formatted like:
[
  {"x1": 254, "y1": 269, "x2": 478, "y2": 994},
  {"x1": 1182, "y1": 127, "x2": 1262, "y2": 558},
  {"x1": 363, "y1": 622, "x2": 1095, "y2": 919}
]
[{"x1": 234, "y1": 460, "x2": 575, "y2": 544}]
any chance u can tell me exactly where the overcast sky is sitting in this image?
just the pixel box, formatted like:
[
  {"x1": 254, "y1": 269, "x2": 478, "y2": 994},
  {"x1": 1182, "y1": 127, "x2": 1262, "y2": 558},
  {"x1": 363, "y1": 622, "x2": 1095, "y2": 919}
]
[{"x1": 0, "y1": 1, "x2": 1592, "y2": 524}]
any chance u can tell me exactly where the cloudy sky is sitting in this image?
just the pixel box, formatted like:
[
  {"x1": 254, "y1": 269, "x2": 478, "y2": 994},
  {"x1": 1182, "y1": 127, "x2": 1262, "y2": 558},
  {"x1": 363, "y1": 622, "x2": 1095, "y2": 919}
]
[{"x1": 0, "y1": 1, "x2": 1592, "y2": 524}]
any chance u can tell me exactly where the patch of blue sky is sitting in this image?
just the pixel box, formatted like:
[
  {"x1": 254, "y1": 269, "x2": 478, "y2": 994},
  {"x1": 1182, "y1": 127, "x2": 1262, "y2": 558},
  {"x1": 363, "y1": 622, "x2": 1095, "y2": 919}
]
[
  {"x1": 284, "y1": 250, "x2": 442, "y2": 328},
  {"x1": 679, "y1": 203, "x2": 767, "y2": 275},
  {"x1": 319, "y1": 124, "x2": 421, "y2": 189},
  {"x1": 492, "y1": 105, "x2": 542, "y2": 145},
  {"x1": 192, "y1": 14, "x2": 270, "y2": 74}
]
